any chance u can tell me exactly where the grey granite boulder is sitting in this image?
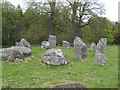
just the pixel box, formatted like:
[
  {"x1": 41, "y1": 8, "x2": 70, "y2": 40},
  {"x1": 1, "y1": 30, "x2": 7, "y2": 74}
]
[
  {"x1": 95, "y1": 50, "x2": 107, "y2": 64},
  {"x1": 0, "y1": 46, "x2": 32, "y2": 61},
  {"x1": 90, "y1": 43, "x2": 97, "y2": 51},
  {"x1": 74, "y1": 37, "x2": 87, "y2": 59},
  {"x1": 48, "y1": 35, "x2": 56, "y2": 47},
  {"x1": 62, "y1": 41, "x2": 70, "y2": 49},
  {"x1": 19, "y1": 39, "x2": 31, "y2": 49},
  {"x1": 42, "y1": 49, "x2": 69, "y2": 65},
  {"x1": 41, "y1": 41, "x2": 50, "y2": 49}
]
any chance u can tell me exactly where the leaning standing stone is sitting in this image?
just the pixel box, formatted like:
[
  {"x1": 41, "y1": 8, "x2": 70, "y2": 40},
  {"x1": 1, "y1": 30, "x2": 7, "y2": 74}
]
[
  {"x1": 74, "y1": 37, "x2": 87, "y2": 59},
  {"x1": 48, "y1": 35, "x2": 56, "y2": 47},
  {"x1": 19, "y1": 39, "x2": 31, "y2": 49},
  {"x1": 42, "y1": 49, "x2": 69, "y2": 65},
  {"x1": 95, "y1": 50, "x2": 107, "y2": 64},
  {"x1": 62, "y1": 41, "x2": 70, "y2": 49},
  {"x1": 41, "y1": 41, "x2": 50, "y2": 49},
  {"x1": 90, "y1": 43, "x2": 97, "y2": 51}
]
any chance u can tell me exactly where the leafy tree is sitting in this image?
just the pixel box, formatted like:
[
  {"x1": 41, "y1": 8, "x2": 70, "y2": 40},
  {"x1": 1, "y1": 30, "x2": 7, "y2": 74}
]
[
  {"x1": 112, "y1": 23, "x2": 120, "y2": 44},
  {"x1": 66, "y1": 0, "x2": 105, "y2": 37},
  {"x1": 103, "y1": 29, "x2": 114, "y2": 44},
  {"x1": 2, "y1": 2, "x2": 21, "y2": 45},
  {"x1": 88, "y1": 16, "x2": 112, "y2": 43},
  {"x1": 81, "y1": 25, "x2": 94, "y2": 44},
  {"x1": 17, "y1": 4, "x2": 23, "y2": 17},
  {"x1": 20, "y1": 6, "x2": 49, "y2": 44}
]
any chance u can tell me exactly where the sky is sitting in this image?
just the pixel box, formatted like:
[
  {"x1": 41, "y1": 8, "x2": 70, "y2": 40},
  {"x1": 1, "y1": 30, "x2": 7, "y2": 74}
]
[{"x1": 7, "y1": 0, "x2": 120, "y2": 22}]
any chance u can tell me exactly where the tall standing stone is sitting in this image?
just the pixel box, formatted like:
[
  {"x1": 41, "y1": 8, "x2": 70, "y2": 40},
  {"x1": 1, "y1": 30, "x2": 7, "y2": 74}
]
[
  {"x1": 48, "y1": 35, "x2": 56, "y2": 47},
  {"x1": 90, "y1": 43, "x2": 97, "y2": 51},
  {"x1": 96, "y1": 43, "x2": 103, "y2": 53},
  {"x1": 74, "y1": 37, "x2": 87, "y2": 59},
  {"x1": 62, "y1": 41, "x2": 70, "y2": 49},
  {"x1": 98, "y1": 38, "x2": 107, "y2": 49},
  {"x1": 95, "y1": 38, "x2": 107, "y2": 64}
]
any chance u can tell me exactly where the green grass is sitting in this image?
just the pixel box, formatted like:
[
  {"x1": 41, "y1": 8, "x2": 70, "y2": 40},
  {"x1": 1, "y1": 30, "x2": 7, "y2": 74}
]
[{"x1": 2, "y1": 45, "x2": 118, "y2": 88}]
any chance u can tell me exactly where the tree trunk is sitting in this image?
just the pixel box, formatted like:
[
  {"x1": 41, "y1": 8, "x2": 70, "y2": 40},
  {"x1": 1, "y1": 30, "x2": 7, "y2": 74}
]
[{"x1": 49, "y1": 2, "x2": 56, "y2": 35}]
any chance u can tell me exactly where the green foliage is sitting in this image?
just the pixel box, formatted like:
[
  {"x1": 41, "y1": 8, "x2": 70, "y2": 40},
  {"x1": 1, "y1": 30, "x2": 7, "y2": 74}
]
[
  {"x1": 103, "y1": 29, "x2": 114, "y2": 44},
  {"x1": 2, "y1": 2, "x2": 21, "y2": 45},
  {"x1": 2, "y1": 1, "x2": 119, "y2": 45},
  {"x1": 112, "y1": 23, "x2": 120, "y2": 44},
  {"x1": 17, "y1": 5, "x2": 23, "y2": 17},
  {"x1": 88, "y1": 17, "x2": 114, "y2": 44},
  {"x1": 81, "y1": 25, "x2": 94, "y2": 45},
  {"x1": 2, "y1": 46, "x2": 118, "y2": 88}
]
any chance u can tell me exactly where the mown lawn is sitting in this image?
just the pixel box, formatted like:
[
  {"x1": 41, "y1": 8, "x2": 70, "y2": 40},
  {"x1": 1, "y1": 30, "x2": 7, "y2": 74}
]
[{"x1": 2, "y1": 45, "x2": 118, "y2": 88}]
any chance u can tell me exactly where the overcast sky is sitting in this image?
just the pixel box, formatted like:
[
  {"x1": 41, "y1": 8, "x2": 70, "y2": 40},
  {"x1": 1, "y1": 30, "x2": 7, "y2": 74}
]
[{"x1": 7, "y1": 0, "x2": 119, "y2": 22}]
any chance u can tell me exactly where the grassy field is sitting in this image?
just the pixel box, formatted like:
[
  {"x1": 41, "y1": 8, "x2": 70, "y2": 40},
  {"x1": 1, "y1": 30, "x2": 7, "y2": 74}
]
[{"x1": 2, "y1": 45, "x2": 118, "y2": 88}]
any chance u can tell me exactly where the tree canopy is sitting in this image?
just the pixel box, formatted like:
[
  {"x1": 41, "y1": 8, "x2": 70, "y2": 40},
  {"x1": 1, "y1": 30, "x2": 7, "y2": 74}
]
[{"x1": 2, "y1": 1, "x2": 119, "y2": 45}]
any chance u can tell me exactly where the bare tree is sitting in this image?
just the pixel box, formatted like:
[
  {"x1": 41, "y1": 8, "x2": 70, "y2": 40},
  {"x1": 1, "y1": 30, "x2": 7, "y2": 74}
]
[{"x1": 66, "y1": 0, "x2": 105, "y2": 37}]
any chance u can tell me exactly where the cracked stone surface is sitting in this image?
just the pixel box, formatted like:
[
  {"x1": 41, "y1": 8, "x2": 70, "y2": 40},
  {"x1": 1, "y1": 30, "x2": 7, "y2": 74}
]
[
  {"x1": 0, "y1": 46, "x2": 32, "y2": 61},
  {"x1": 48, "y1": 35, "x2": 56, "y2": 47},
  {"x1": 62, "y1": 41, "x2": 70, "y2": 49},
  {"x1": 90, "y1": 43, "x2": 97, "y2": 51},
  {"x1": 41, "y1": 41, "x2": 50, "y2": 49},
  {"x1": 42, "y1": 49, "x2": 69, "y2": 65},
  {"x1": 15, "y1": 39, "x2": 31, "y2": 49},
  {"x1": 95, "y1": 50, "x2": 107, "y2": 64},
  {"x1": 74, "y1": 37, "x2": 87, "y2": 59},
  {"x1": 20, "y1": 39, "x2": 31, "y2": 49}
]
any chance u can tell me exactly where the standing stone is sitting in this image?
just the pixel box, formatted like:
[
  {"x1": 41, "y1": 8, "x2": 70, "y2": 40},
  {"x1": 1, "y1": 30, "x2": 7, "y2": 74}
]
[
  {"x1": 95, "y1": 50, "x2": 107, "y2": 64},
  {"x1": 90, "y1": 43, "x2": 97, "y2": 51},
  {"x1": 42, "y1": 49, "x2": 69, "y2": 65},
  {"x1": 96, "y1": 38, "x2": 107, "y2": 53},
  {"x1": 98, "y1": 38, "x2": 107, "y2": 49},
  {"x1": 96, "y1": 43, "x2": 103, "y2": 53},
  {"x1": 95, "y1": 38, "x2": 107, "y2": 64},
  {"x1": 74, "y1": 37, "x2": 82, "y2": 45},
  {"x1": 74, "y1": 37, "x2": 87, "y2": 59},
  {"x1": 41, "y1": 41, "x2": 50, "y2": 49},
  {"x1": 48, "y1": 35, "x2": 56, "y2": 47},
  {"x1": 62, "y1": 41, "x2": 70, "y2": 49},
  {"x1": 19, "y1": 39, "x2": 31, "y2": 49},
  {"x1": 15, "y1": 42, "x2": 20, "y2": 46}
]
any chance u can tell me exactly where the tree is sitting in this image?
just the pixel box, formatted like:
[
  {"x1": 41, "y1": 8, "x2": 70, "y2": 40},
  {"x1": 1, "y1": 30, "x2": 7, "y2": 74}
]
[
  {"x1": 81, "y1": 25, "x2": 94, "y2": 44},
  {"x1": 66, "y1": 0, "x2": 105, "y2": 37},
  {"x1": 103, "y1": 29, "x2": 114, "y2": 44},
  {"x1": 17, "y1": 4, "x2": 23, "y2": 17},
  {"x1": 20, "y1": 5, "x2": 49, "y2": 44},
  {"x1": 112, "y1": 22, "x2": 120, "y2": 44},
  {"x1": 88, "y1": 16, "x2": 112, "y2": 43},
  {"x1": 2, "y1": 1, "x2": 21, "y2": 45}
]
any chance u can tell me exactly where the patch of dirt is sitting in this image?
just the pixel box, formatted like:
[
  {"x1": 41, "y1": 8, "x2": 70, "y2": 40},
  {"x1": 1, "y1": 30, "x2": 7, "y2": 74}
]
[
  {"x1": 9, "y1": 56, "x2": 36, "y2": 64},
  {"x1": 81, "y1": 58, "x2": 89, "y2": 61}
]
